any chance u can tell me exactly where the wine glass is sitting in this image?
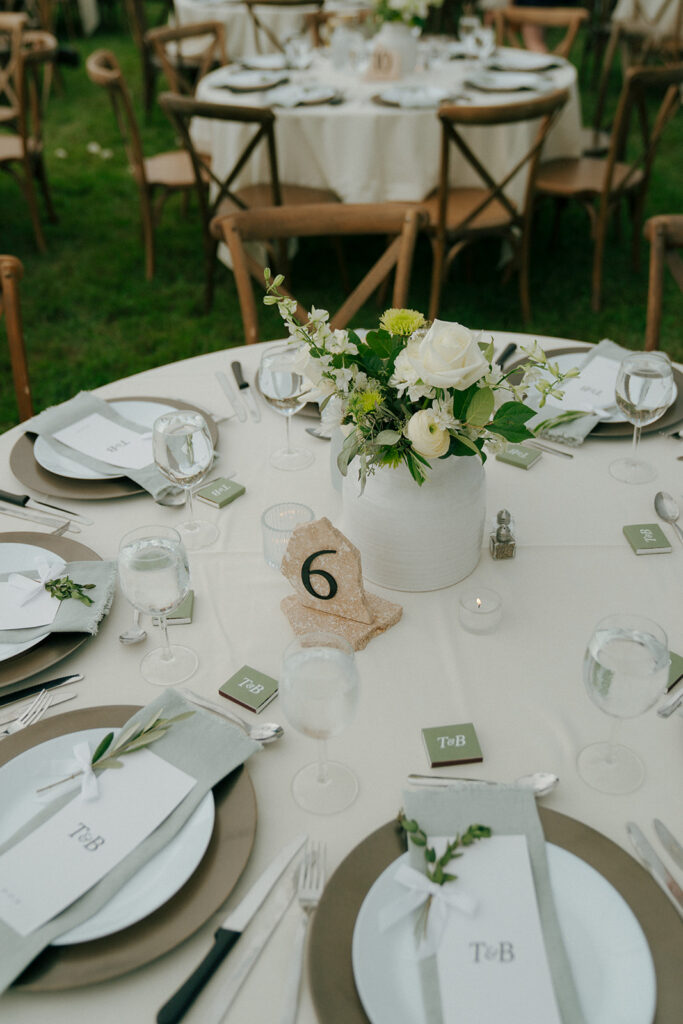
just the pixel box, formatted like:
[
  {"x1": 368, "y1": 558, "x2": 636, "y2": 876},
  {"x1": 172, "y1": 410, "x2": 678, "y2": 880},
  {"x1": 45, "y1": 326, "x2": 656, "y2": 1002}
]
[
  {"x1": 118, "y1": 525, "x2": 198, "y2": 687},
  {"x1": 577, "y1": 614, "x2": 669, "y2": 793},
  {"x1": 257, "y1": 342, "x2": 314, "y2": 471},
  {"x1": 280, "y1": 631, "x2": 360, "y2": 814},
  {"x1": 153, "y1": 411, "x2": 218, "y2": 549},
  {"x1": 472, "y1": 25, "x2": 495, "y2": 64},
  {"x1": 609, "y1": 352, "x2": 674, "y2": 484},
  {"x1": 458, "y1": 14, "x2": 481, "y2": 56}
]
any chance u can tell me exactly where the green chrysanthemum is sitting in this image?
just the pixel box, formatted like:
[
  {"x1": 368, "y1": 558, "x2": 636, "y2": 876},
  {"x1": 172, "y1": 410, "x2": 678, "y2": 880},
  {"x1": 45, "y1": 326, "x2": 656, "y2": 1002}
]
[
  {"x1": 379, "y1": 308, "x2": 426, "y2": 336},
  {"x1": 348, "y1": 390, "x2": 383, "y2": 419}
]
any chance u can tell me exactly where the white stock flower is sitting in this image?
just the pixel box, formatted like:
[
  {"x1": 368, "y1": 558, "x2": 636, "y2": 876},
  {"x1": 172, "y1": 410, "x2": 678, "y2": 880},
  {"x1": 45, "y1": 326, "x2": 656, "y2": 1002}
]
[
  {"x1": 327, "y1": 329, "x2": 358, "y2": 355},
  {"x1": 391, "y1": 320, "x2": 488, "y2": 393},
  {"x1": 405, "y1": 410, "x2": 450, "y2": 458}
]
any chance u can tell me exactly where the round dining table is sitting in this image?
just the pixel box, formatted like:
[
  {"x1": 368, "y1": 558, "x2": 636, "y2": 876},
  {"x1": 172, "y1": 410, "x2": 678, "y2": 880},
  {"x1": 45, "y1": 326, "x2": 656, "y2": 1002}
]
[
  {"x1": 193, "y1": 49, "x2": 583, "y2": 204},
  {"x1": 0, "y1": 331, "x2": 681, "y2": 1023}
]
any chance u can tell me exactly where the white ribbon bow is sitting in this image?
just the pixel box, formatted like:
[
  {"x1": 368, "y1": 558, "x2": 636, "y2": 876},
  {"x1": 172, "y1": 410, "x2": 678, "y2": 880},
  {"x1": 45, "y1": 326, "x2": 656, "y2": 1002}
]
[
  {"x1": 39, "y1": 742, "x2": 100, "y2": 802},
  {"x1": 378, "y1": 863, "x2": 478, "y2": 958},
  {"x1": 8, "y1": 559, "x2": 58, "y2": 606}
]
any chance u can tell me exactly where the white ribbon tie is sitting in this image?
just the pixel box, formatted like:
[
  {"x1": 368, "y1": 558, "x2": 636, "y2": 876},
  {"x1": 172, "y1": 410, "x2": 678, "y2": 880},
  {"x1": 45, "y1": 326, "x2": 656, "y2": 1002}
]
[{"x1": 378, "y1": 863, "x2": 478, "y2": 958}]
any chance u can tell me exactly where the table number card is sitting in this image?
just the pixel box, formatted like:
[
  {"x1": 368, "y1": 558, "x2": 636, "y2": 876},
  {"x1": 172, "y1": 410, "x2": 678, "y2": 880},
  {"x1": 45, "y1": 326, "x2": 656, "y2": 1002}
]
[
  {"x1": 53, "y1": 412, "x2": 153, "y2": 470},
  {"x1": 220, "y1": 665, "x2": 278, "y2": 713},
  {"x1": 422, "y1": 723, "x2": 483, "y2": 767},
  {"x1": 365, "y1": 44, "x2": 400, "y2": 82}
]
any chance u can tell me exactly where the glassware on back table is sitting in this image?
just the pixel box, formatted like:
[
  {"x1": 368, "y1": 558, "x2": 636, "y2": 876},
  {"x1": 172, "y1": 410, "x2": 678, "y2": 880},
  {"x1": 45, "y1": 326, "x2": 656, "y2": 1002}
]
[
  {"x1": 118, "y1": 525, "x2": 198, "y2": 687},
  {"x1": 609, "y1": 352, "x2": 674, "y2": 484},
  {"x1": 153, "y1": 411, "x2": 218, "y2": 550},
  {"x1": 257, "y1": 342, "x2": 314, "y2": 471},
  {"x1": 577, "y1": 613, "x2": 669, "y2": 793}
]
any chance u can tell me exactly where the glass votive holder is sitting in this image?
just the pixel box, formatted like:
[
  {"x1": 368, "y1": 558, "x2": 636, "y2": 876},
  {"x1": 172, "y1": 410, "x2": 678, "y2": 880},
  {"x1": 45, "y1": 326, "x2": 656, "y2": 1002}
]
[
  {"x1": 262, "y1": 502, "x2": 314, "y2": 570},
  {"x1": 458, "y1": 587, "x2": 503, "y2": 634}
]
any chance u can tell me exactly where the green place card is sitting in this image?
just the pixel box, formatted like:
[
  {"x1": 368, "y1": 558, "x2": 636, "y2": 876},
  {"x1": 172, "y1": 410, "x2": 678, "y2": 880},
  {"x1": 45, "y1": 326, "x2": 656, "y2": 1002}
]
[
  {"x1": 495, "y1": 445, "x2": 541, "y2": 470},
  {"x1": 623, "y1": 523, "x2": 672, "y2": 555},
  {"x1": 219, "y1": 664, "x2": 278, "y2": 713},
  {"x1": 422, "y1": 723, "x2": 483, "y2": 768},
  {"x1": 196, "y1": 477, "x2": 245, "y2": 508},
  {"x1": 668, "y1": 651, "x2": 683, "y2": 690},
  {"x1": 152, "y1": 590, "x2": 194, "y2": 626}
]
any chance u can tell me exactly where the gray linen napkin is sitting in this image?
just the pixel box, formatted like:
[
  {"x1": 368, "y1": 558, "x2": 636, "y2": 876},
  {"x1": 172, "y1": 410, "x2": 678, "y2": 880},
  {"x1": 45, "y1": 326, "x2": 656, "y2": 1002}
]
[
  {"x1": 25, "y1": 392, "x2": 179, "y2": 501},
  {"x1": 403, "y1": 784, "x2": 586, "y2": 1024},
  {"x1": 526, "y1": 338, "x2": 630, "y2": 446},
  {"x1": 0, "y1": 560, "x2": 116, "y2": 642},
  {"x1": 0, "y1": 689, "x2": 260, "y2": 993}
]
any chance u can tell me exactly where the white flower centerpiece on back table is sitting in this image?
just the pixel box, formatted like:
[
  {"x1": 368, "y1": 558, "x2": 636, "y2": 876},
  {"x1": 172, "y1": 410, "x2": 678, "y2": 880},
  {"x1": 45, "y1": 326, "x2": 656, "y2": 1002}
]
[
  {"x1": 371, "y1": 0, "x2": 443, "y2": 75},
  {"x1": 266, "y1": 274, "x2": 573, "y2": 591}
]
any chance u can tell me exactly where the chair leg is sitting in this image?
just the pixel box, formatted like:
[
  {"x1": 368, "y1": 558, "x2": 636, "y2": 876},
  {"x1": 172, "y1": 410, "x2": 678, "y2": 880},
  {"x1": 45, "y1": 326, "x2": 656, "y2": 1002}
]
[
  {"x1": 33, "y1": 155, "x2": 58, "y2": 223},
  {"x1": 630, "y1": 190, "x2": 646, "y2": 274},
  {"x1": 518, "y1": 233, "x2": 531, "y2": 324},
  {"x1": 204, "y1": 238, "x2": 218, "y2": 313},
  {"x1": 141, "y1": 188, "x2": 156, "y2": 280},
  {"x1": 428, "y1": 233, "x2": 445, "y2": 322},
  {"x1": 20, "y1": 172, "x2": 47, "y2": 253},
  {"x1": 591, "y1": 203, "x2": 610, "y2": 313},
  {"x1": 644, "y1": 225, "x2": 664, "y2": 351}
]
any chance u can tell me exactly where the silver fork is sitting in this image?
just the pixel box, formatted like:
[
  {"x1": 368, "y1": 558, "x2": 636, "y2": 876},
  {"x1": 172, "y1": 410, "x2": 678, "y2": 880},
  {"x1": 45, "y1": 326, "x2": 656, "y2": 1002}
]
[
  {"x1": 0, "y1": 690, "x2": 52, "y2": 737},
  {"x1": 278, "y1": 841, "x2": 326, "y2": 1024}
]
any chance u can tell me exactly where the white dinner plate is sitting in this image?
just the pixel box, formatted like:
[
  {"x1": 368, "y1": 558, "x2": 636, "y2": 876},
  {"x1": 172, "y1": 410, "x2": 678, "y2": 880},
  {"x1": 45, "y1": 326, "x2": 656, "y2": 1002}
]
[
  {"x1": 465, "y1": 69, "x2": 552, "y2": 92},
  {"x1": 352, "y1": 847, "x2": 656, "y2": 1024},
  {"x1": 542, "y1": 353, "x2": 677, "y2": 424},
  {"x1": 0, "y1": 542, "x2": 65, "y2": 662},
  {"x1": 265, "y1": 82, "x2": 339, "y2": 107},
  {"x1": 33, "y1": 398, "x2": 179, "y2": 480},
  {"x1": 241, "y1": 53, "x2": 288, "y2": 72},
  {"x1": 0, "y1": 727, "x2": 215, "y2": 945},
  {"x1": 210, "y1": 67, "x2": 289, "y2": 92},
  {"x1": 377, "y1": 85, "x2": 450, "y2": 109},
  {"x1": 487, "y1": 49, "x2": 563, "y2": 72}
]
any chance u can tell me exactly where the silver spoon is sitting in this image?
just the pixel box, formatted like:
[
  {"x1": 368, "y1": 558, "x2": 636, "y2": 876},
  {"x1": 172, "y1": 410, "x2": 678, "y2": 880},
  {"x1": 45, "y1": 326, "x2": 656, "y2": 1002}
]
[
  {"x1": 407, "y1": 771, "x2": 559, "y2": 798},
  {"x1": 119, "y1": 608, "x2": 147, "y2": 645},
  {"x1": 654, "y1": 491, "x2": 683, "y2": 545},
  {"x1": 180, "y1": 688, "x2": 284, "y2": 744},
  {"x1": 306, "y1": 425, "x2": 332, "y2": 441}
]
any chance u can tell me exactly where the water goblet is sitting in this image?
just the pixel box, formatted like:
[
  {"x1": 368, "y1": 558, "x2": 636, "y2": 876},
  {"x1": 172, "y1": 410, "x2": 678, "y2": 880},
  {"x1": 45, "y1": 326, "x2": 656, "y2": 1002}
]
[
  {"x1": 153, "y1": 410, "x2": 218, "y2": 549},
  {"x1": 118, "y1": 525, "x2": 198, "y2": 686},
  {"x1": 609, "y1": 352, "x2": 674, "y2": 484},
  {"x1": 458, "y1": 14, "x2": 481, "y2": 56},
  {"x1": 472, "y1": 25, "x2": 495, "y2": 64},
  {"x1": 257, "y1": 342, "x2": 314, "y2": 471},
  {"x1": 280, "y1": 631, "x2": 360, "y2": 814},
  {"x1": 577, "y1": 613, "x2": 669, "y2": 793}
]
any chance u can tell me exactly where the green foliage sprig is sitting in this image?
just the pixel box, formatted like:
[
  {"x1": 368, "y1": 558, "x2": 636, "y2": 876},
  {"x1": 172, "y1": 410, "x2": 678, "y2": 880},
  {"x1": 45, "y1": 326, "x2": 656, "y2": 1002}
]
[
  {"x1": 399, "y1": 813, "x2": 492, "y2": 885},
  {"x1": 45, "y1": 575, "x2": 96, "y2": 606}
]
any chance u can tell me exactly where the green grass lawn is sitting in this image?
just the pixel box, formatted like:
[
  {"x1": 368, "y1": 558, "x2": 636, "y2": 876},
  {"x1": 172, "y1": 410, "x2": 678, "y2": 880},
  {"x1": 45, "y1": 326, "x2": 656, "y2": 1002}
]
[{"x1": 1, "y1": 18, "x2": 681, "y2": 432}]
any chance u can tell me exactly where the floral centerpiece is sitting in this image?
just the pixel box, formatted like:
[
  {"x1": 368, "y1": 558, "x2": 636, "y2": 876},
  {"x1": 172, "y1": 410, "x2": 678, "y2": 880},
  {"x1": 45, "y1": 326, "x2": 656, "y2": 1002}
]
[{"x1": 373, "y1": 0, "x2": 443, "y2": 29}]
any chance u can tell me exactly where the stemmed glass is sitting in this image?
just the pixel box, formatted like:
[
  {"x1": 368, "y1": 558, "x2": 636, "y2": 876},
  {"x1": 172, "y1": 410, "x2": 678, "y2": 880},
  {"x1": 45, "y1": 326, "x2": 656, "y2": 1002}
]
[
  {"x1": 609, "y1": 352, "x2": 674, "y2": 484},
  {"x1": 280, "y1": 631, "x2": 360, "y2": 814},
  {"x1": 578, "y1": 614, "x2": 669, "y2": 793},
  {"x1": 153, "y1": 411, "x2": 218, "y2": 549},
  {"x1": 257, "y1": 342, "x2": 314, "y2": 471},
  {"x1": 118, "y1": 525, "x2": 198, "y2": 686}
]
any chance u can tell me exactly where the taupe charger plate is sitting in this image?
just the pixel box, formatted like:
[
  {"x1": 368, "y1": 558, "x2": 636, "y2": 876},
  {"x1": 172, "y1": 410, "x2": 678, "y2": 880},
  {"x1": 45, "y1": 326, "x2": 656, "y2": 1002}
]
[
  {"x1": 9, "y1": 397, "x2": 219, "y2": 501},
  {"x1": 0, "y1": 531, "x2": 103, "y2": 693},
  {"x1": 506, "y1": 345, "x2": 683, "y2": 438},
  {"x1": 309, "y1": 810, "x2": 681, "y2": 1023},
  {"x1": 2, "y1": 705, "x2": 257, "y2": 991}
]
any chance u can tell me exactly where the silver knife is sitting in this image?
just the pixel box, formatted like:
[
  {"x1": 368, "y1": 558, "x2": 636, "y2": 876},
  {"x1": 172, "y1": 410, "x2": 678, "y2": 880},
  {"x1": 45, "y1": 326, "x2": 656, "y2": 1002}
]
[
  {"x1": 653, "y1": 819, "x2": 683, "y2": 872},
  {"x1": 156, "y1": 833, "x2": 306, "y2": 1024},
  {"x1": 231, "y1": 361, "x2": 261, "y2": 422},
  {"x1": 215, "y1": 371, "x2": 247, "y2": 423},
  {"x1": 626, "y1": 822, "x2": 683, "y2": 918},
  {"x1": 0, "y1": 489, "x2": 93, "y2": 526},
  {"x1": 0, "y1": 690, "x2": 76, "y2": 727},
  {"x1": 0, "y1": 504, "x2": 81, "y2": 533},
  {"x1": 657, "y1": 676, "x2": 683, "y2": 717},
  {"x1": 0, "y1": 672, "x2": 83, "y2": 708}
]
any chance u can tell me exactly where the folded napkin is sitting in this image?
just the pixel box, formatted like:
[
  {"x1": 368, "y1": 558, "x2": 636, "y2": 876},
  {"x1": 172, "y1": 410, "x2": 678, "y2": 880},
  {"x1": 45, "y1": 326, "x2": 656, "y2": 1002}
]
[
  {"x1": 0, "y1": 559, "x2": 116, "y2": 642},
  {"x1": 403, "y1": 784, "x2": 585, "y2": 1024},
  {"x1": 25, "y1": 392, "x2": 179, "y2": 501},
  {"x1": 380, "y1": 86, "x2": 448, "y2": 108},
  {"x1": 0, "y1": 689, "x2": 260, "y2": 993},
  {"x1": 526, "y1": 338, "x2": 631, "y2": 446},
  {"x1": 266, "y1": 83, "x2": 336, "y2": 108}
]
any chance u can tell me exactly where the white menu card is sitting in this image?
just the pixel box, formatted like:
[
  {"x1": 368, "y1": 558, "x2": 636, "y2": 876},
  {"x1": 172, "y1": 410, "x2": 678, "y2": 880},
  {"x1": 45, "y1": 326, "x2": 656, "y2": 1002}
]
[
  {"x1": 545, "y1": 354, "x2": 618, "y2": 414},
  {"x1": 0, "y1": 749, "x2": 195, "y2": 936},
  {"x1": 53, "y1": 413, "x2": 153, "y2": 470},
  {"x1": 433, "y1": 834, "x2": 562, "y2": 1024}
]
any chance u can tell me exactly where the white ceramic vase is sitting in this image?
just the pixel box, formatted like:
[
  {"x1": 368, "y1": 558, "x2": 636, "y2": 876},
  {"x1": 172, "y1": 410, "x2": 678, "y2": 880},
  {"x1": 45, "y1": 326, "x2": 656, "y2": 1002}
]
[
  {"x1": 374, "y1": 21, "x2": 418, "y2": 76},
  {"x1": 341, "y1": 456, "x2": 486, "y2": 592}
]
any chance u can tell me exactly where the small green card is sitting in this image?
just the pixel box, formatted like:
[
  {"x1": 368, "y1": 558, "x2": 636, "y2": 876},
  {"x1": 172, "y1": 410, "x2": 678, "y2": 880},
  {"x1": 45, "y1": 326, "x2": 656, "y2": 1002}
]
[
  {"x1": 495, "y1": 444, "x2": 541, "y2": 470},
  {"x1": 422, "y1": 723, "x2": 483, "y2": 768},
  {"x1": 219, "y1": 664, "x2": 278, "y2": 713},
  {"x1": 153, "y1": 590, "x2": 194, "y2": 626},
  {"x1": 668, "y1": 651, "x2": 683, "y2": 690},
  {"x1": 196, "y1": 477, "x2": 245, "y2": 508},
  {"x1": 623, "y1": 523, "x2": 672, "y2": 555}
]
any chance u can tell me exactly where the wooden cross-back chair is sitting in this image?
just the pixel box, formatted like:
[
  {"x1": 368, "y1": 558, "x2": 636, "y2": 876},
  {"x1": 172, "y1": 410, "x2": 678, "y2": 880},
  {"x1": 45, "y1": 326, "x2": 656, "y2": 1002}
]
[
  {"x1": 0, "y1": 255, "x2": 32, "y2": 422},
  {"x1": 493, "y1": 6, "x2": 590, "y2": 58},
  {"x1": 0, "y1": 29, "x2": 58, "y2": 251},
  {"x1": 85, "y1": 50, "x2": 196, "y2": 281},
  {"x1": 534, "y1": 63, "x2": 683, "y2": 311},
  {"x1": 123, "y1": 0, "x2": 174, "y2": 117},
  {"x1": 243, "y1": 0, "x2": 323, "y2": 54},
  {"x1": 643, "y1": 214, "x2": 683, "y2": 350},
  {"x1": 158, "y1": 91, "x2": 339, "y2": 310},
  {"x1": 144, "y1": 21, "x2": 228, "y2": 97},
  {"x1": 211, "y1": 203, "x2": 426, "y2": 345},
  {"x1": 426, "y1": 88, "x2": 569, "y2": 323},
  {"x1": 0, "y1": 12, "x2": 27, "y2": 127}
]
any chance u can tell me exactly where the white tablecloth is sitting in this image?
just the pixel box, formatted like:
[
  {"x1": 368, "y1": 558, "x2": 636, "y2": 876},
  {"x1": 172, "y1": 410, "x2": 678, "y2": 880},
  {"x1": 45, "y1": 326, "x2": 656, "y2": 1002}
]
[
  {"x1": 1, "y1": 332, "x2": 681, "y2": 1023},
  {"x1": 193, "y1": 51, "x2": 582, "y2": 204}
]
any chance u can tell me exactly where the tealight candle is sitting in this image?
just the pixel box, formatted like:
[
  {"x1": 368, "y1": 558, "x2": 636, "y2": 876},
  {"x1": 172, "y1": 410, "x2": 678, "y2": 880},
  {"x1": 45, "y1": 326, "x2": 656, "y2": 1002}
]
[{"x1": 458, "y1": 587, "x2": 503, "y2": 634}]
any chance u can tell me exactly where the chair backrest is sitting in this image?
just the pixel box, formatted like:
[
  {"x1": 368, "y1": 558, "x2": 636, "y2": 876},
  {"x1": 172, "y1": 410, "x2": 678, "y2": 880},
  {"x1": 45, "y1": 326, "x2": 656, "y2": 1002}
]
[
  {"x1": 0, "y1": 12, "x2": 28, "y2": 125},
  {"x1": 243, "y1": 0, "x2": 324, "y2": 54},
  {"x1": 123, "y1": 0, "x2": 172, "y2": 54},
  {"x1": 644, "y1": 214, "x2": 683, "y2": 350},
  {"x1": 493, "y1": 6, "x2": 589, "y2": 57},
  {"x1": 0, "y1": 255, "x2": 32, "y2": 422},
  {"x1": 14, "y1": 30, "x2": 57, "y2": 153},
  {"x1": 144, "y1": 21, "x2": 228, "y2": 96},
  {"x1": 85, "y1": 49, "x2": 147, "y2": 187},
  {"x1": 434, "y1": 89, "x2": 569, "y2": 238},
  {"x1": 211, "y1": 203, "x2": 427, "y2": 344}
]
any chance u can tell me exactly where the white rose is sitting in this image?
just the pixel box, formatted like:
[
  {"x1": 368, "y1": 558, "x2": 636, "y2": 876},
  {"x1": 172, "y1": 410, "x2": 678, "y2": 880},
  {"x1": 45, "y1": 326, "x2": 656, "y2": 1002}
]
[
  {"x1": 405, "y1": 410, "x2": 450, "y2": 459},
  {"x1": 403, "y1": 320, "x2": 488, "y2": 391}
]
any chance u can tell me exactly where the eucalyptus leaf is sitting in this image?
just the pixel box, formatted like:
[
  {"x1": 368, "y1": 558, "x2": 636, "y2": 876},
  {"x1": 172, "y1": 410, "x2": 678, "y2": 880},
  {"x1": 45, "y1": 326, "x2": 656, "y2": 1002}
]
[{"x1": 374, "y1": 429, "x2": 401, "y2": 446}]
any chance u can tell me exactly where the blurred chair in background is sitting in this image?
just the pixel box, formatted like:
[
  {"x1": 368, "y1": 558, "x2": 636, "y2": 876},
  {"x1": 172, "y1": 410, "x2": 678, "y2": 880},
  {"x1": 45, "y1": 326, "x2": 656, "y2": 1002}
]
[
  {"x1": 643, "y1": 214, "x2": 683, "y2": 350},
  {"x1": 145, "y1": 20, "x2": 227, "y2": 97},
  {"x1": 0, "y1": 255, "x2": 32, "y2": 422}
]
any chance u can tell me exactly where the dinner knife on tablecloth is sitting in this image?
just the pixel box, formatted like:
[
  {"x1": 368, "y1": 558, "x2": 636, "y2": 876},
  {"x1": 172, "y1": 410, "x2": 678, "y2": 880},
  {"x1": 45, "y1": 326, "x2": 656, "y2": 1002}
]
[
  {"x1": 0, "y1": 673, "x2": 83, "y2": 708},
  {"x1": 653, "y1": 819, "x2": 683, "y2": 872},
  {"x1": 0, "y1": 489, "x2": 93, "y2": 526},
  {"x1": 0, "y1": 504, "x2": 81, "y2": 533},
  {"x1": 231, "y1": 361, "x2": 261, "y2": 422},
  {"x1": 156, "y1": 833, "x2": 306, "y2": 1024},
  {"x1": 215, "y1": 371, "x2": 247, "y2": 423},
  {"x1": 626, "y1": 822, "x2": 683, "y2": 918}
]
